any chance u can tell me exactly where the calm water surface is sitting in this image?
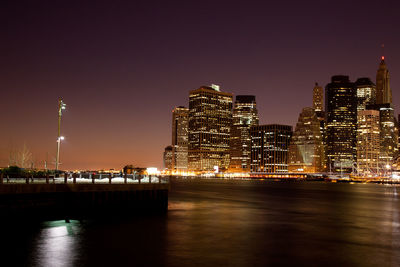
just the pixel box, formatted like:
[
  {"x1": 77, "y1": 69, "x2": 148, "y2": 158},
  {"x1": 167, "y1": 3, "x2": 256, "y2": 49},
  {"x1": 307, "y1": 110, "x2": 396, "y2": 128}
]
[{"x1": 2, "y1": 179, "x2": 399, "y2": 266}]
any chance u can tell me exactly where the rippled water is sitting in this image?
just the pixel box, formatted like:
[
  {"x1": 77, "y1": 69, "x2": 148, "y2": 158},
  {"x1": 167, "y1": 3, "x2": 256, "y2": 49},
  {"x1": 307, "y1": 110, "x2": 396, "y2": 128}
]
[{"x1": 2, "y1": 179, "x2": 399, "y2": 266}]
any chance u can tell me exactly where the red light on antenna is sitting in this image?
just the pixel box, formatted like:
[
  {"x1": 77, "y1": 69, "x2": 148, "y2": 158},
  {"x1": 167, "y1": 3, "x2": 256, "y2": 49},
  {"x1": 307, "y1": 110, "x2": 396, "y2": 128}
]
[{"x1": 382, "y1": 56, "x2": 385, "y2": 60}]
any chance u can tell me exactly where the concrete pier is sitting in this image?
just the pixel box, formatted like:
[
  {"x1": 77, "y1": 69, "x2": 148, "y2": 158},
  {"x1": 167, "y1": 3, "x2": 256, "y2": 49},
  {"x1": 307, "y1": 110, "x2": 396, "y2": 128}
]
[{"x1": 0, "y1": 183, "x2": 169, "y2": 221}]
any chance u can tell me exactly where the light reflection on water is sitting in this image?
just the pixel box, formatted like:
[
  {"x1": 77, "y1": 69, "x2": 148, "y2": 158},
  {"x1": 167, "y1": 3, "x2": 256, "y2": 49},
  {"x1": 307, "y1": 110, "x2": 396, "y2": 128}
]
[
  {"x1": 1, "y1": 180, "x2": 399, "y2": 266},
  {"x1": 165, "y1": 180, "x2": 400, "y2": 266},
  {"x1": 32, "y1": 221, "x2": 81, "y2": 267}
]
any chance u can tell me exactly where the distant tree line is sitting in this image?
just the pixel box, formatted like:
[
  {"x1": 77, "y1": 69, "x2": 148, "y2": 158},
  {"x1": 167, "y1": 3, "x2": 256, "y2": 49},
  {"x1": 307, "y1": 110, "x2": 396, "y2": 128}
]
[{"x1": 0, "y1": 166, "x2": 54, "y2": 178}]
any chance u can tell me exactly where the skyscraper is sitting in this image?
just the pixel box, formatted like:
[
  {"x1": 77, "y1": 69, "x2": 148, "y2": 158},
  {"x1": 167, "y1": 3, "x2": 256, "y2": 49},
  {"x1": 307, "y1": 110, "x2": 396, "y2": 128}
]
[
  {"x1": 313, "y1": 82, "x2": 327, "y2": 170},
  {"x1": 163, "y1": 145, "x2": 173, "y2": 170},
  {"x1": 356, "y1": 77, "x2": 376, "y2": 111},
  {"x1": 171, "y1": 106, "x2": 189, "y2": 171},
  {"x1": 376, "y1": 56, "x2": 392, "y2": 105},
  {"x1": 188, "y1": 85, "x2": 233, "y2": 172},
  {"x1": 250, "y1": 124, "x2": 292, "y2": 173},
  {"x1": 288, "y1": 107, "x2": 324, "y2": 173},
  {"x1": 229, "y1": 95, "x2": 259, "y2": 172},
  {"x1": 365, "y1": 57, "x2": 399, "y2": 168},
  {"x1": 325, "y1": 75, "x2": 357, "y2": 173},
  {"x1": 313, "y1": 83, "x2": 323, "y2": 112},
  {"x1": 366, "y1": 103, "x2": 398, "y2": 168},
  {"x1": 356, "y1": 110, "x2": 380, "y2": 175}
]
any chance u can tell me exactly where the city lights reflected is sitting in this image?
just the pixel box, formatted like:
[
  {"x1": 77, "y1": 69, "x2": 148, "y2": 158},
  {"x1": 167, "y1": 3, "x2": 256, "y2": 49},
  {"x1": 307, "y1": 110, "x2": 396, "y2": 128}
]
[{"x1": 33, "y1": 221, "x2": 81, "y2": 267}]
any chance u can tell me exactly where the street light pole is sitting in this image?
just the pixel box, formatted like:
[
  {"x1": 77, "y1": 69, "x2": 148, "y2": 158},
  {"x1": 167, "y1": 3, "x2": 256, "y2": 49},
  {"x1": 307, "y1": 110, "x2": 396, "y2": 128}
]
[{"x1": 55, "y1": 98, "x2": 66, "y2": 172}]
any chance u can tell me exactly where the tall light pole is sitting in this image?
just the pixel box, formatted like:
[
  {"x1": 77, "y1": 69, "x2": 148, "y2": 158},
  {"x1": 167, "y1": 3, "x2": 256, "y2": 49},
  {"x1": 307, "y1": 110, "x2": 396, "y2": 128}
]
[{"x1": 55, "y1": 98, "x2": 66, "y2": 171}]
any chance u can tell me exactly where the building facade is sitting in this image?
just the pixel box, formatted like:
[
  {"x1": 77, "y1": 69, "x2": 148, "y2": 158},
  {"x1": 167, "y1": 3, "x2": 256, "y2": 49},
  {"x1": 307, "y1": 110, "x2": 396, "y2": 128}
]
[
  {"x1": 356, "y1": 77, "x2": 376, "y2": 111},
  {"x1": 363, "y1": 58, "x2": 399, "y2": 169},
  {"x1": 356, "y1": 110, "x2": 380, "y2": 175},
  {"x1": 188, "y1": 85, "x2": 233, "y2": 171},
  {"x1": 325, "y1": 75, "x2": 357, "y2": 173},
  {"x1": 163, "y1": 146, "x2": 173, "y2": 170},
  {"x1": 288, "y1": 107, "x2": 324, "y2": 173},
  {"x1": 366, "y1": 104, "x2": 398, "y2": 168},
  {"x1": 229, "y1": 95, "x2": 259, "y2": 172},
  {"x1": 313, "y1": 82, "x2": 324, "y2": 112},
  {"x1": 250, "y1": 124, "x2": 292, "y2": 173},
  {"x1": 171, "y1": 106, "x2": 189, "y2": 171},
  {"x1": 313, "y1": 82, "x2": 327, "y2": 170},
  {"x1": 376, "y1": 56, "x2": 392, "y2": 105}
]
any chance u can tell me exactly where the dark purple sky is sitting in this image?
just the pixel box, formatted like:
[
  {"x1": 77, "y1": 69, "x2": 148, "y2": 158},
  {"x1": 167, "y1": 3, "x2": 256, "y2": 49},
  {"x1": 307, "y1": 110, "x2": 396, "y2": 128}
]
[{"x1": 1, "y1": 0, "x2": 400, "y2": 170}]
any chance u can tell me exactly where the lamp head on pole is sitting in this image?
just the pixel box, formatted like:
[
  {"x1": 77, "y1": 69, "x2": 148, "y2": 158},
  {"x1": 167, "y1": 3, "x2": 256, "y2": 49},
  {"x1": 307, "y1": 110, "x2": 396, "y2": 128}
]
[{"x1": 59, "y1": 99, "x2": 67, "y2": 115}]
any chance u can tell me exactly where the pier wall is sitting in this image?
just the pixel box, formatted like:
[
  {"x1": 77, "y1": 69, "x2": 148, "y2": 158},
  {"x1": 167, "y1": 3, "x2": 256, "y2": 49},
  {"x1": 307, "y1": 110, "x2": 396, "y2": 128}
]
[{"x1": 0, "y1": 183, "x2": 169, "y2": 220}]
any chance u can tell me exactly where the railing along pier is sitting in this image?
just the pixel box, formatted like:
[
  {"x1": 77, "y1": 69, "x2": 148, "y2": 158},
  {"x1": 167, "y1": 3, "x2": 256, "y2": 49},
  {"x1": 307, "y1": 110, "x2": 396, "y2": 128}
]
[{"x1": 0, "y1": 172, "x2": 169, "y2": 185}]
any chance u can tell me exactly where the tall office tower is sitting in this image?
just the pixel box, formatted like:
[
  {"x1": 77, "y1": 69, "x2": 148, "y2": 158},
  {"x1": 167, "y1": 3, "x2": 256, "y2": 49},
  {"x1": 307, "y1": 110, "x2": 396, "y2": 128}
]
[
  {"x1": 163, "y1": 146, "x2": 173, "y2": 170},
  {"x1": 356, "y1": 110, "x2": 380, "y2": 175},
  {"x1": 313, "y1": 82, "x2": 327, "y2": 170},
  {"x1": 366, "y1": 104, "x2": 398, "y2": 167},
  {"x1": 229, "y1": 95, "x2": 259, "y2": 172},
  {"x1": 376, "y1": 56, "x2": 392, "y2": 105},
  {"x1": 325, "y1": 75, "x2": 357, "y2": 173},
  {"x1": 288, "y1": 107, "x2": 324, "y2": 173},
  {"x1": 356, "y1": 77, "x2": 376, "y2": 111},
  {"x1": 313, "y1": 82, "x2": 323, "y2": 112},
  {"x1": 171, "y1": 106, "x2": 189, "y2": 171},
  {"x1": 250, "y1": 124, "x2": 292, "y2": 173},
  {"x1": 316, "y1": 112, "x2": 326, "y2": 171},
  {"x1": 188, "y1": 85, "x2": 233, "y2": 172},
  {"x1": 365, "y1": 57, "x2": 399, "y2": 168}
]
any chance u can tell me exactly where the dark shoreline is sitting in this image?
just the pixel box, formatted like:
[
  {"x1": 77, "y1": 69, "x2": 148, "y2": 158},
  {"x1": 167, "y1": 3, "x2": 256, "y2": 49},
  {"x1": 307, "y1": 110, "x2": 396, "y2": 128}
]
[{"x1": 0, "y1": 183, "x2": 169, "y2": 222}]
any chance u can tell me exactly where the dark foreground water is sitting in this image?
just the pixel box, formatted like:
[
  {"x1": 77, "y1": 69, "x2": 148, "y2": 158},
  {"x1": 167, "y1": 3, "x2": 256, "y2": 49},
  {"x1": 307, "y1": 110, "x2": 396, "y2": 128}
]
[{"x1": 1, "y1": 179, "x2": 400, "y2": 266}]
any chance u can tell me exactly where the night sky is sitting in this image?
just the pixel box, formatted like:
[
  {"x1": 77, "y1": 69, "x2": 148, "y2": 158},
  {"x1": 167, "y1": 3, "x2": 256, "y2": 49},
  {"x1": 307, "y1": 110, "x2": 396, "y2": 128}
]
[{"x1": 1, "y1": 0, "x2": 400, "y2": 170}]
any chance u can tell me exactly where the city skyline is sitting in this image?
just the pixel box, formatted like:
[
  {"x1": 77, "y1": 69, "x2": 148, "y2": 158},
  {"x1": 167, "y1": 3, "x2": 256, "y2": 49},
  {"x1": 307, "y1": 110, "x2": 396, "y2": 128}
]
[{"x1": 2, "y1": 1, "x2": 400, "y2": 170}]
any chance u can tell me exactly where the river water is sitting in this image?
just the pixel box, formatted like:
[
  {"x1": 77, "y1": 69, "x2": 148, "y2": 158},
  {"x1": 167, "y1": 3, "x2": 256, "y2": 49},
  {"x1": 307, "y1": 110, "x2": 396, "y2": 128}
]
[{"x1": 2, "y1": 179, "x2": 400, "y2": 266}]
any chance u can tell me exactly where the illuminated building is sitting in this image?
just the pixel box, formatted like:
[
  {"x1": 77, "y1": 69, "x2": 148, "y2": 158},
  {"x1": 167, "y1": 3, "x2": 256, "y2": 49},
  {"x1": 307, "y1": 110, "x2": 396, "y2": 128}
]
[
  {"x1": 362, "y1": 57, "x2": 399, "y2": 168},
  {"x1": 313, "y1": 82, "x2": 326, "y2": 169},
  {"x1": 356, "y1": 110, "x2": 380, "y2": 175},
  {"x1": 171, "y1": 106, "x2": 189, "y2": 171},
  {"x1": 356, "y1": 77, "x2": 376, "y2": 111},
  {"x1": 366, "y1": 104, "x2": 398, "y2": 168},
  {"x1": 313, "y1": 83, "x2": 323, "y2": 112},
  {"x1": 288, "y1": 107, "x2": 324, "y2": 173},
  {"x1": 163, "y1": 146, "x2": 173, "y2": 170},
  {"x1": 188, "y1": 85, "x2": 233, "y2": 171},
  {"x1": 229, "y1": 95, "x2": 259, "y2": 172},
  {"x1": 325, "y1": 75, "x2": 357, "y2": 173},
  {"x1": 376, "y1": 56, "x2": 391, "y2": 105},
  {"x1": 250, "y1": 124, "x2": 292, "y2": 173}
]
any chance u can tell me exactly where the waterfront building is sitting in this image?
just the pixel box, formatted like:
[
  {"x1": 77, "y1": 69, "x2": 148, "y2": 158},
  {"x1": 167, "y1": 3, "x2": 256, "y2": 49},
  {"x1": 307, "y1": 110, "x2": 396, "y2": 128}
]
[
  {"x1": 250, "y1": 124, "x2": 292, "y2": 173},
  {"x1": 163, "y1": 146, "x2": 173, "y2": 170},
  {"x1": 356, "y1": 77, "x2": 376, "y2": 111},
  {"x1": 188, "y1": 85, "x2": 233, "y2": 171},
  {"x1": 171, "y1": 106, "x2": 189, "y2": 171},
  {"x1": 325, "y1": 75, "x2": 357, "y2": 173},
  {"x1": 366, "y1": 104, "x2": 398, "y2": 168},
  {"x1": 288, "y1": 107, "x2": 324, "y2": 173},
  {"x1": 229, "y1": 95, "x2": 259, "y2": 172},
  {"x1": 356, "y1": 110, "x2": 380, "y2": 175},
  {"x1": 361, "y1": 57, "x2": 399, "y2": 169},
  {"x1": 313, "y1": 83, "x2": 323, "y2": 112}
]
